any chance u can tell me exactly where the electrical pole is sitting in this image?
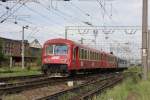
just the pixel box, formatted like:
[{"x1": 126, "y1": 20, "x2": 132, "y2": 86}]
[
  {"x1": 142, "y1": 0, "x2": 148, "y2": 80},
  {"x1": 148, "y1": 30, "x2": 150, "y2": 71},
  {"x1": 22, "y1": 26, "x2": 28, "y2": 69},
  {"x1": 65, "y1": 27, "x2": 67, "y2": 39}
]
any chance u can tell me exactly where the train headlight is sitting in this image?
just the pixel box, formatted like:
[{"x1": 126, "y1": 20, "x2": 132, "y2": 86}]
[
  {"x1": 60, "y1": 59, "x2": 67, "y2": 63},
  {"x1": 44, "y1": 58, "x2": 50, "y2": 63}
]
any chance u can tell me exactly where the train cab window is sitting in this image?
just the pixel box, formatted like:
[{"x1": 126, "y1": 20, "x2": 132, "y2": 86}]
[
  {"x1": 46, "y1": 45, "x2": 53, "y2": 55},
  {"x1": 54, "y1": 45, "x2": 68, "y2": 55},
  {"x1": 46, "y1": 44, "x2": 68, "y2": 55}
]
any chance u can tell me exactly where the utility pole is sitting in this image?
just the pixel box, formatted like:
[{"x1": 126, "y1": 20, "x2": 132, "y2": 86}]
[
  {"x1": 79, "y1": 37, "x2": 85, "y2": 44},
  {"x1": 22, "y1": 25, "x2": 28, "y2": 69},
  {"x1": 148, "y1": 30, "x2": 150, "y2": 71},
  {"x1": 142, "y1": 0, "x2": 148, "y2": 80},
  {"x1": 65, "y1": 26, "x2": 67, "y2": 39}
]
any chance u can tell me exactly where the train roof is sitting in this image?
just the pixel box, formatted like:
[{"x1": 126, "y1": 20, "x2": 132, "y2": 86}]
[{"x1": 44, "y1": 38, "x2": 116, "y2": 57}]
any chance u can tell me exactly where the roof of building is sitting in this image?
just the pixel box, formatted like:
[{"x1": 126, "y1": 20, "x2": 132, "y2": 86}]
[
  {"x1": 30, "y1": 39, "x2": 42, "y2": 48},
  {"x1": 0, "y1": 36, "x2": 28, "y2": 43}
]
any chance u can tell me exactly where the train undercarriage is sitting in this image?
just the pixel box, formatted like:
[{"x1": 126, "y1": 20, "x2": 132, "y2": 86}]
[{"x1": 42, "y1": 64, "x2": 127, "y2": 76}]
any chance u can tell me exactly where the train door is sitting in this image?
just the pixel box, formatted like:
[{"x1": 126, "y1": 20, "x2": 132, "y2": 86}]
[{"x1": 73, "y1": 47, "x2": 79, "y2": 69}]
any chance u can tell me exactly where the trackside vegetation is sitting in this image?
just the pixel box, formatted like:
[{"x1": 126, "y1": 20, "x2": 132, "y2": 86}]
[
  {"x1": 0, "y1": 67, "x2": 41, "y2": 77},
  {"x1": 95, "y1": 66, "x2": 150, "y2": 100}
]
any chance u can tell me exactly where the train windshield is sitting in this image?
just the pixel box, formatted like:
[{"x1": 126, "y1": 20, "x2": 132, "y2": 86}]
[{"x1": 46, "y1": 44, "x2": 68, "y2": 55}]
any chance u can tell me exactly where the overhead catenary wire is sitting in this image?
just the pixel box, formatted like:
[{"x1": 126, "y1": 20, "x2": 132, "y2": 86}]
[
  {"x1": 0, "y1": 0, "x2": 30, "y2": 23},
  {"x1": 36, "y1": 1, "x2": 92, "y2": 26},
  {"x1": 35, "y1": 2, "x2": 76, "y2": 24},
  {"x1": 23, "y1": 4, "x2": 64, "y2": 29},
  {"x1": 68, "y1": 2, "x2": 91, "y2": 17},
  {"x1": 0, "y1": 0, "x2": 22, "y2": 19},
  {"x1": 97, "y1": 0, "x2": 112, "y2": 19}
]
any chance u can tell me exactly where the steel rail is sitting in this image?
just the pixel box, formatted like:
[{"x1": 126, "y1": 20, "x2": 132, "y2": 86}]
[
  {"x1": 0, "y1": 74, "x2": 44, "y2": 83},
  {"x1": 36, "y1": 73, "x2": 120, "y2": 100},
  {"x1": 70, "y1": 76, "x2": 123, "y2": 100},
  {"x1": 0, "y1": 73, "x2": 103, "y2": 96}
]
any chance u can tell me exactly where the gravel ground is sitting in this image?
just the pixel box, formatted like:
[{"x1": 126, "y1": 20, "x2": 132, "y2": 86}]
[{"x1": 2, "y1": 80, "x2": 84, "y2": 100}]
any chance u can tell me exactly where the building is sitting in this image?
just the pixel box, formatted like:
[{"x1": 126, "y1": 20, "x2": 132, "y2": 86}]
[
  {"x1": 0, "y1": 37, "x2": 42, "y2": 67},
  {"x1": 29, "y1": 39, "x2": 42, "y2": 57},
  {"x1": 30, "y1": 39, "x2": 42, "y2": 48},
  {"x1": 0, "y1": 37, "x2": 29, "y2": 57}
]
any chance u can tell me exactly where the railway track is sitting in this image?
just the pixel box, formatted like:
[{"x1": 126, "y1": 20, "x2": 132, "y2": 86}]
[
  {"x1": 0, "y1": 74, "x2": 44, "y2": 83},
  {"x1": 0, "y1": 73, "x2": 102, "y2": 96},
  {"x1": 36, "y1": 73, "x2": 123, "y2": 100}
]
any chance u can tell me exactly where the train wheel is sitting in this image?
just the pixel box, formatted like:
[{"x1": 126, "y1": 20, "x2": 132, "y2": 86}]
[{"x1": 69, "y1": 71, "x2": 76, "y2": 77}]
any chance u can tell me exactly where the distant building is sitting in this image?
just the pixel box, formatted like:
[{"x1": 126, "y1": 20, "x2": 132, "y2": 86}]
[
  {"x1": 30, "y1": 39, "x2": 42, "y2": 48},
  {"x1": 29, "y1": 39, "x2": 42, "y2": 58},
  {"x1": 0, "y1": 37, "x2": 29, "y2": 57},
  {"x1": 0, "y1": 37, "x2": 42, "y2": 67}
]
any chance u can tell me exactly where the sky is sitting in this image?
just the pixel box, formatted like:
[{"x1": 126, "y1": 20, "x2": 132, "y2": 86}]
[{"x1": 0, "y1": 0, "x2": 150, "y2": 61}]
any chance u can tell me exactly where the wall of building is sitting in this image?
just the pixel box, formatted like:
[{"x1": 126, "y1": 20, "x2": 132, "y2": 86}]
[{"x1": 0, "y1": 37, "x2": 42, "y2": 67}]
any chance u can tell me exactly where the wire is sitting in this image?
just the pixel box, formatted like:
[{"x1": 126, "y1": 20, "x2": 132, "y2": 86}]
[
  {"x1": 24, "y1": 4, "x2": 63, "y2": 28},
  {"x1": 68, "y1": 2, "x2": 90, "y2": 17},
  {"x1": 36, "y1": 1, "x2": 91, "y2": 25},
  {"x1": 0, "y1": 0, "x2": 22, "y2": 19},
  {"x1": 0, "y1": 0, "x2": 30, "y2": 23},
  {"x1": 35, "y1": 2, "x2": 74, "y2": 24},
  {"x1": 97, "y1": 0, "x2": 112, "y2": 19}
]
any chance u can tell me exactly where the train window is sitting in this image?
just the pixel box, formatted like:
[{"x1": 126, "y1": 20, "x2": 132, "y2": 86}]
[
  {"x1": 81, "y1": 49, "x2": 83, "y2": 59},
  {"x1": 80, "y1": 49, "x2": 82, "y2": 59},
  {"x1": 92, "y1": 52, "x2": 94, "y2": 60},
  {"x1": 88, "y1": 51, "x2": 90, "y2": 60},
  {"x1": 83, "y1": 49, "x2": 85, "y2": 59},
  {"x1": 46, "y1": 45, "x2": 53, "y2": 55},
  {"x1": 96, "y1": 53, "x2": 97, "y2": 60},
  {"x1": 85, "y1": 50, "x2": 87, "y2": 59},
  {"x1": 91, "y1": 52, "x2": 93, "y2": 60},
  {"x1": 93, "y1": 52, "x2": 95, "y2": 60},
  {"x1": 97, "y1": 53, "x2": 100, "y2": 60},
  {"x1": 54, "y1": 45, "x2": 68, "y2": 55},
  {"x1": 94, "y1": 52, "x2": 96, "y2": 60},
  {"x1": 102, "y1": 54, "x2": 104, "y2": 60},
  {"x1": 73, "y1": 47, "x2": 76, "y2": 59},
  {"x1": 99, "y1": 53, "x2": 101, "y2": 60},
  {"x1": 86, "y1": 50, "x2": 89, "y2": 60},
  {"x1": 90, "y1": 51, "x2": 92, "y2": 60}
]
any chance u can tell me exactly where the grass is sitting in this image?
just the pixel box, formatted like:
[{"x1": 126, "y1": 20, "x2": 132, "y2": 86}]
[
  {"x1": 94, "y1": 66, "x2": 150, "y2": 100},
  {"x1": 0, "y1": 66, "x2": 41, "y2": 77}
]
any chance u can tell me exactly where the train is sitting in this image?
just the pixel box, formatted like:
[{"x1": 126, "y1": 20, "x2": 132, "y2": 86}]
[{"x1": 41, "y1": 38, "x2": 128, "y2": 75}]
